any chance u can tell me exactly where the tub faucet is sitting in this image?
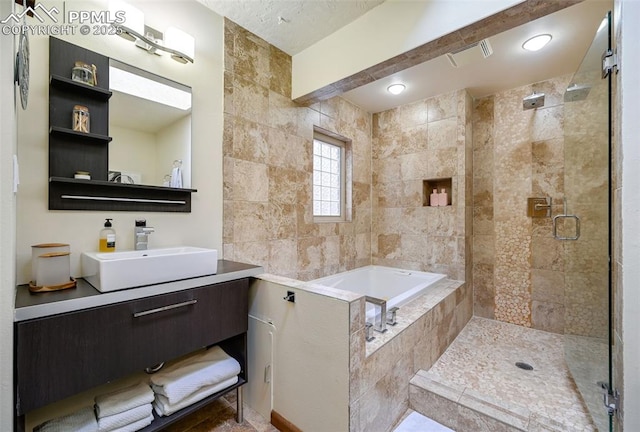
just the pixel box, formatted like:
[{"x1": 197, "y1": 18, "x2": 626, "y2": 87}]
[
  {"x1": 365, "y1": 296, "x2": 387, "y2": 334},
  {"x1": 387, "y1": 307, "x2": 399, "y2": 326},
  {"x1": 135, "y1": 219, "x2": 154, "y2": 250}
]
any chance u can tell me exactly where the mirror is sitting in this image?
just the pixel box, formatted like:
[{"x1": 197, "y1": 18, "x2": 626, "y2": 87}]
[{"x1": 108, "y1": 59, "x2": 192, "y2": 188}]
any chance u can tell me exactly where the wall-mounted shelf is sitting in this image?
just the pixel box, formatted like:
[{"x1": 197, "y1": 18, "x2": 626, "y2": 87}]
[
  {"x1": 50, "y1": 74, "x2": 112, "y2": 100},
  {"x1": 49, "y1": 177, "x2": 196, "y2": 212},
  {"x1": 49, "y1": 126, "x2": 112, "y2": 144},
  {"x1": 423, "y1": 177, "x2": 453, "y2": 207}
]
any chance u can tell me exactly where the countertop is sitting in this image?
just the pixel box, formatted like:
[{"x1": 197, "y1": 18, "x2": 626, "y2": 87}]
[{"x1": 15, "y1": 260, "x2": 263, "y2": 322}]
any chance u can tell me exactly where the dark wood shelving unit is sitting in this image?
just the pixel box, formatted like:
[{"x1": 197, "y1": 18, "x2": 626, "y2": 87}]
[{"x1": 48, "y1": 37, "x2": 194, "y2": 212}]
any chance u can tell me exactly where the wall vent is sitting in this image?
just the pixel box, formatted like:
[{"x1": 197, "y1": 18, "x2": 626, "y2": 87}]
[{"x1": 446, "y1": 38, "x2": 493, "y2": 68}]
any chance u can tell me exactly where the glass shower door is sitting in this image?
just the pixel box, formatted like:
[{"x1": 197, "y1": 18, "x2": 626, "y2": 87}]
[{"x1": 561, "y1": 11, "x2": 612, "y2": 432}]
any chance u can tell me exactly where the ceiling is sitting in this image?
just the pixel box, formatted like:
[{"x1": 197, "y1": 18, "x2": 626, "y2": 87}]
[
  {"x1": 197, "y1": 0, "x2": 612, "y2": 114},
  {"x1": 342, "y1": 0, "x2": 612, "y2": 113},
  {"x1": 197, "y1": 0, "x2": 386, "y2": 55}
]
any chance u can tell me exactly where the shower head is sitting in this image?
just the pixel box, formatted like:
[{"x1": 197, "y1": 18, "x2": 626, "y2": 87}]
[
  {"x1": 564, "y1": 83, "x2": 591, "y2": 102},
  {"x1": 523, "y1": 92, "x2": 545, "y2": 110}
]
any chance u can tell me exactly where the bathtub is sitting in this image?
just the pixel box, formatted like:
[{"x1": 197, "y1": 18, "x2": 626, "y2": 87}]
[{"x1": 310, "y1": 265, "x2": 447, "y2": 321}]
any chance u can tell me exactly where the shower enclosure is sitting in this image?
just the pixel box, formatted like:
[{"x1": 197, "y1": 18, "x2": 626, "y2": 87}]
[{"x1": 562, "y1": 11, "x2": 613, "y2": 432}]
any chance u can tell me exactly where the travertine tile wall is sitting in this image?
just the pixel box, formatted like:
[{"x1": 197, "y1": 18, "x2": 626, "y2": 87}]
[
  {"x1": 222, "y1": 20, "x2": 372, "y2": 280},
  {"x1": 472, "y1": 75, "x2": 609, "y2": 336},
  {"x1": 371, "y1": 91, "x2": 473, "y2": 282}
]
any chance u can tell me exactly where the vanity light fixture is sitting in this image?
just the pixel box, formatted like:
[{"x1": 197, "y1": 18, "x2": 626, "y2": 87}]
[
  {"x1": 387, "y1": 83, "x2": 406, "y2": 95},
  {"x1": 522, "y1": 34, "x2": 552, "y2": 52},
  {"x1": 108, "y1": 0, "x2": 195, "y2": 63}
]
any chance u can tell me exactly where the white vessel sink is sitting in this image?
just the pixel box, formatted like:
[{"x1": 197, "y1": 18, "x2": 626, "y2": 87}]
[{"x1": 82, "y1": 247, "x2": 218, "y2": 292}]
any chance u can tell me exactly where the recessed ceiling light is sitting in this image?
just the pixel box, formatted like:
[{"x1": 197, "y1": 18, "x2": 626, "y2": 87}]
[
  {"x1": 387, "y1": 83, "x2": 406, "y2": 95},
  {"x1": 522, "y1": 34, "x2": 552, "y2": 52}
]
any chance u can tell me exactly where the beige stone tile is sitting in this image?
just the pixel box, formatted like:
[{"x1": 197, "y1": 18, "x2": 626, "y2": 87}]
[
  {"x1": 428, "y1": 92, "x2": 458, "y2": 122},
  {"x1": 428, "y1": 147, "x2": 458, "y2": 178},
  {"x1": 267, "y1": 203, "x2": 296, "y2": 240},
  {"x1": 233, "y1": 201, "x2": 271, "y2": 242},
  {"x1": 473, "y1": 145, "x2": 494, "y2": 178},
  {"x1": 233, "y1": 241, "x2": 270, "y2": 268},
  {"x1": 232, "y1": 117, "x2": 269, "y2": 163},
  {"x1": 473, "y1": 206, "x2": 494, "y2": 235},
  {"x1": 296, "y1": 237, "x2": 325, "y2": 271},
  {"x1": 268, "y1": 90, "x2": 297, "y2": 135},
  {"x1": 473, "y1": 177, "x2": 493, "y2": 207},
  {"x1": 266, "y1": 128, "x2": 311, "y2": 171},
  {"x1": 234, "y1": 28, "x2": 270, "y2": 88},
  {"x1": 473, "y1": 235, "x2": 494, "y2": 265},
  {"x1": 233, "y1": 75, "x2": 269, "y2": 125},
  {"x1": 531, "y1": 236, "x2": 564, "y2": 271},
  {"x1": 531, "y1": 300, "x2": 565, "y2": 334},
  {"x1": 268, "y1": 238, "x2": 298, "y2": 275},
  {"x1": 269, "y1": 45, "x2": 291, "y2": 97},
  {"x1": 532, "y1": 106, "x2": 564, "y2": 142},
  {"x1": 233, "y1": 159, "x2": 268, "y2": 202},
  {"x1": 531, "y1": 269, "x2": 564, "y2": 304},
  {"x1": 400, "y1": 98, "x2": 429, "y2": 127},
  {"x1": 428, "y1": 118, "x2": 457, "y2": 150},
  {"x1": 267, "y1": 166, "x2": 302, "y2": 205},
  {"x1": 473, "y1": 263, "x2": 494, "y2": 318}
]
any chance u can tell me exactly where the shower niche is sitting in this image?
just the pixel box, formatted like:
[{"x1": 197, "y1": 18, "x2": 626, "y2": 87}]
[{"x1": 423, "y1": 178, "x2": 452, "y2": 207}]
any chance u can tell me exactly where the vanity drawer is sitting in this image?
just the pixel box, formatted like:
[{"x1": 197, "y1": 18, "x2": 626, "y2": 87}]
[{"x1": 14, "y1": 278, "x2": 248, "y2": 415}]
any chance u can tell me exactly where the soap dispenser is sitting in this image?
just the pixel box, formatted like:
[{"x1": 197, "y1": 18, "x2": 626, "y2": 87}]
[
  {"x1": 438, "y1": 188, "x2": 448, "y2": 206},
  {"x1": 99, "y1": 218, "x2": 116, "y2": 252},
  {"x1": 430, "y1": 189, "x2": 439, "y2": 206}
]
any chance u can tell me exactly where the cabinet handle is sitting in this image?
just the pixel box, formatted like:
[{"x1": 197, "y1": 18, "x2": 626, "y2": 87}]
[{"x1": 133, "y1": 299, "x2": 197, "y2": 318}]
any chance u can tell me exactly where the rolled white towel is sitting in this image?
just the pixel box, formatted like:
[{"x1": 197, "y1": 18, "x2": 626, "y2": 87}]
[
  {"x1": 107, "y1": 413, "x2": 153, "y2": 432},
  {"x1": 153, "y1": 376, "x2": 238, "y2": 417},
  {"x1": 150, "y1": 346, "x2": 240, "y2": 405},
  {"x1": 98, "y1": 403, "x2": 152, "y2": 432},
  {"x1": 34, "y1": 406, "x2": 97, "y2": 432},
  {"x1": 95, "y1": 382, "x2": 154, "y2": 418}
]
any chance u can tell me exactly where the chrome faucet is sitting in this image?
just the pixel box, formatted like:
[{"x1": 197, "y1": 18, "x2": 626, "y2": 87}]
[{"x1": 135, "y1": 219, "x2": 154, "y2": 250}]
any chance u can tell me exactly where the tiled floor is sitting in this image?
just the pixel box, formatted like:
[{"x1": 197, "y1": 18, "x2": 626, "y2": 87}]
[
  {"x1": 425, "y1": 317, "x2": 598, "y2": 431},
  {"x1": 164, "y1": 393, "x2": 279, "y2": 432}
]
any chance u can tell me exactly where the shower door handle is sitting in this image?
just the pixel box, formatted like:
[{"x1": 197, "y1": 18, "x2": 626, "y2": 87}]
[{"x1": 553, "y1": 214, "x2": 581, "y2": 240}]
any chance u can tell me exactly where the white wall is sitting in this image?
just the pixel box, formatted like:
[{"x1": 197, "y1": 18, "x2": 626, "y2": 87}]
[
  {"x1": 248, "y1": 278, "x2": 350, "y2": 432},
  {"x1": 109, "y1": 125, "x2": 157, "y2": 184},
  {"x1": 619, "y1": 0, "x2": 640, "y2": 428},
  {"x1": 291, "y1": 0, "x2": 522, "y2": 99},
  {"x1": 157, "y1": 115, "x2": 191, "y2": 188},
  {"x1": 0, "y1": 0, "x2": 18, "y2": 429},
  {"x1": 15, "y1": 0, "x2": 224, "y2": 282}
]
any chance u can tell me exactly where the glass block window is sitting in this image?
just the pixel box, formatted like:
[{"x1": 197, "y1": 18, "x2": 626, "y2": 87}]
[{"x1": 313, "y1": 135, "x2": 344, "y2": 218}]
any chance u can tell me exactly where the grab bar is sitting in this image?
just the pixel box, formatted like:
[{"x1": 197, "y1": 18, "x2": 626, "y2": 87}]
[
  {"x1": 552, "y1": 198, "x2": 581, "y2": 241},
  {"x1": 365, "y1": 296, "x2": 387, "y2": 334}
]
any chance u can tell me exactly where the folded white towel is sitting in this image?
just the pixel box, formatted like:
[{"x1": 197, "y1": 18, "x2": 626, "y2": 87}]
[
  {"x1": 34, "y1": 406, "x2": 97, "y2": 432},
  {"x1": 95, "y1": 382, "x2": 154, "y2": 418},
  {"x1": 107, "y1": 413, "x2": 153, "y2": 432},
  {"x1": 153, "y1": 376, "x2": 238, "y2": 417},
  {"x1": 169, "y1": 167, "x2": 182, "y2": 188},
  {"x1": 98, "y1": 403, "x2": 152, "y2": 432},
  {"x1": 150, "y1": 346, "x2": 241, "y2": 405}
]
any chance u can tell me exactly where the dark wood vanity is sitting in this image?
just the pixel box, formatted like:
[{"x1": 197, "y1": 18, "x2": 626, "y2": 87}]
[{"x1": 14, "y1": 260, "x2": 262, "y2": 432}]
